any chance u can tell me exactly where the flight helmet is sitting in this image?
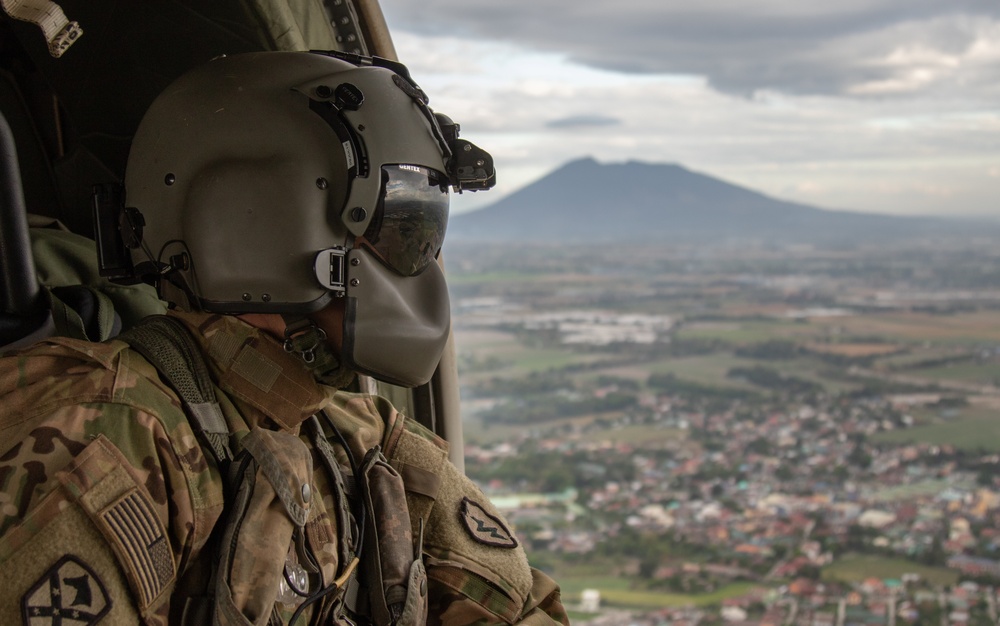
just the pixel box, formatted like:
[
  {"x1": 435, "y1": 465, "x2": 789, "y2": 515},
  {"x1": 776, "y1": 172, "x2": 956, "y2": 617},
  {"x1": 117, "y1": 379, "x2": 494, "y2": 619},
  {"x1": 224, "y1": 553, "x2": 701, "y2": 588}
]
[{"x1": 108, "y1": 51, "x2": 494, "y2": 386}]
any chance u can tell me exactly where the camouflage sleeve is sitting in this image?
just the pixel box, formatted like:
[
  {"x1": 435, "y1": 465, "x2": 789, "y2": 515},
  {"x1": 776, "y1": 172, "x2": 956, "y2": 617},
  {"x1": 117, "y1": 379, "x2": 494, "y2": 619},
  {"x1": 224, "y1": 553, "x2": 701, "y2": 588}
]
[
  {"x1": 0, "y1": 392, "x2": 220, "y2": 625},
  {"x1": 388, "y1": 418, "x2": 570, "y2": 625},
  {"x1": 520, "y1": 568, "x2": 570, "y2": 625}
]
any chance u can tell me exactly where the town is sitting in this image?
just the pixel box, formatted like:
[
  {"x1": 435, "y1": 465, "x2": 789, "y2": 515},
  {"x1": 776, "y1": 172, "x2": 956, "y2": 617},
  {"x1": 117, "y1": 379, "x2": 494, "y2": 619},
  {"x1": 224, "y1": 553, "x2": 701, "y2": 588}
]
[
  {"x1": 466, "y1": 387, "x2": 1000, "y2": 625},
  {"x1": 444, "y1": 239, "x2": 1000, "y2": 625}
]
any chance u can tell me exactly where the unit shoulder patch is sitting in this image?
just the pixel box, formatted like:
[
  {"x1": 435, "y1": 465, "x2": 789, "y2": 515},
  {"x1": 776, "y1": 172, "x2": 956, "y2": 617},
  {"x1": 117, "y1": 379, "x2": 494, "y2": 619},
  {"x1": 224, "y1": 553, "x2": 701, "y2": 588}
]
[
  {"x1": 459, "y1": 497, "x2": 518, "y2": 549},
  {"x1": 22, "y1": 555, "x2": 111, "y2": 626}
]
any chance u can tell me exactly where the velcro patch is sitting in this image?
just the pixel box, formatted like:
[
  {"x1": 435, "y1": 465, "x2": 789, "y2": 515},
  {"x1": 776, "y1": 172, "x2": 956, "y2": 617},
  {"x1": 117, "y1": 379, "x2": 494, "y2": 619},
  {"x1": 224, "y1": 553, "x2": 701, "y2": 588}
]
[
  {"x1": 100, "y1": 490, "x2": 175, "y2": 607},
  {"x1": 232, "y1": 345, "x2": 281, "y2": 392},
  {"x1": 22, "y1": 555, "x2": 111, "y2": 626},
  {"x1": 459, "y1": 497, "x2": 518, "y2": 549}
]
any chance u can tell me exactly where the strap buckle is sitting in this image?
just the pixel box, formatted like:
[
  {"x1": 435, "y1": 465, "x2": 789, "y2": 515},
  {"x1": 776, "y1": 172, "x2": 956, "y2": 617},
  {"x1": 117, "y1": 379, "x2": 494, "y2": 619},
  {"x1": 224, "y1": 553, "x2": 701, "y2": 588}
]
[{"x1": 283, "y1": 320, "x2": 328, "y2": 364}]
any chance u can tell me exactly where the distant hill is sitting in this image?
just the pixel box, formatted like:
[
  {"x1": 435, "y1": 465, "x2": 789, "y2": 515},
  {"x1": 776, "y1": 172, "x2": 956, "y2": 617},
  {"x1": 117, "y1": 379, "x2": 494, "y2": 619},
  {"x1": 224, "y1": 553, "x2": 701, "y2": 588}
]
[{"x1": 448, "y1": 158, "x2": 993, "y2": 245}]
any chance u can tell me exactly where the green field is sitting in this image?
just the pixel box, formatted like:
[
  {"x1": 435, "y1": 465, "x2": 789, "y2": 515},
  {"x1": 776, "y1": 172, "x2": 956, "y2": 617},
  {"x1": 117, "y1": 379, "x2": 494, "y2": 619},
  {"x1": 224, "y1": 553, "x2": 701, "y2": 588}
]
[
  {"x1": 908, "y1": 362, "x2": 1000, "y2": 386},
  {"x1": 507, "y1": 349, "x2": 590, "y2": 372},
  {"x1": 821, "y1": 555, "x2": 958, "y2": 586},
  {"x1": 871, "y1": 407, "x2": 1000, "y2": 452},
  {"x1": 666, "y1": 312, "x2": 1000, "y2": 351},
  {"x1": 463, "y1": 411, "x2": 618, "y2": 445},
  {"x1": 559, "y1": 576, "x2": 760, "y2": 609},
  {"x1": 578, "y1": 423, "x2": 687, "y2": 445},
  {"x1": 646, "y1": 354, "x2": 854, "y2": 394},
  {"x1": 647, "y1": 354, "x2": 763, "y2": 389},
  {"x1": 461, "y1": 417, "x2": 533, "y2": 445},
  {"x1": 874, "y1": 347, "x2": 970, "y2": 370},
  {"x1": 814, "y1": 311, "x2": 1000, "y2": 346},
  {"x1": 566, "y1": 610, "x2": 600, "y2": 622},
  {"x1": 676, "y1": 320, "x2": 817, "y2": 344},
  {"x1": 455, "y1": 328, "x2": 608, "y2": 377},
  {"x1": 461, "y1": 331, "x2": 862, "y2": 394}
]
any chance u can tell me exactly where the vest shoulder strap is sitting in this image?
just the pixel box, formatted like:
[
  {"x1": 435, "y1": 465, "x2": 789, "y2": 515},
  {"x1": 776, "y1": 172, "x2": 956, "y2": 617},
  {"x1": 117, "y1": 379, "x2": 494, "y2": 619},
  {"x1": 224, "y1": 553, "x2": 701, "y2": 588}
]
[{"x1": 118, "y1": 315, "x2": 234, "y2": 466}]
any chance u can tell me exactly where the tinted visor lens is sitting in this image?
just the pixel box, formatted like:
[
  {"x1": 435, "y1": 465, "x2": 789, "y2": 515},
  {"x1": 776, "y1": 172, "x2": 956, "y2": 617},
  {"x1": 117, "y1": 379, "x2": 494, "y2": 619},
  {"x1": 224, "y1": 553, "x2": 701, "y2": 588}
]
[{"x1": 363, "y1": 165, "x2": 450, "y2": 276}]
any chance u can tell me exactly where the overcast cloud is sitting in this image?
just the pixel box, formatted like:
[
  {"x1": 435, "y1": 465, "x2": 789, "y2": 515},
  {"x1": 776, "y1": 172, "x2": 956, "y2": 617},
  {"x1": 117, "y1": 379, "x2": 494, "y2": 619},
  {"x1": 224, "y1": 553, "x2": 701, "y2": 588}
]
[
  {"x1": 382, "y1": 1, "x2": 1000, "y2": 98},
  {"x1": 546, "y1": 115, "x2": 622, "y2": 129},
  {"x1": 379, "y1": 1, "x2": 1000, "y2": 217}
]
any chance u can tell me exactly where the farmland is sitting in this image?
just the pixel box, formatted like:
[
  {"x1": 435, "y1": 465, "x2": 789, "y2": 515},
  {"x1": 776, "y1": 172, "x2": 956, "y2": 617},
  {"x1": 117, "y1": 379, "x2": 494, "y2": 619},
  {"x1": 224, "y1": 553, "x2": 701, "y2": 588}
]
[{"x1": 445, "y1": 240, "x2": 1000, "y2": 622}]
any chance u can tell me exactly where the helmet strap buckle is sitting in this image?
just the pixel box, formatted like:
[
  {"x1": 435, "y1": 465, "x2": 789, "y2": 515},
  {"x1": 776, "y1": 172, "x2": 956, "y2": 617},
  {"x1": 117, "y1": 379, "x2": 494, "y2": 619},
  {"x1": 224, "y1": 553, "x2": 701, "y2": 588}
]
[
  {"x1": 283, "y1": 318, "x2": 328, "y2": 364},
  {"x1": 281, "y1": 316, "x2": 355, "y2": 388}
]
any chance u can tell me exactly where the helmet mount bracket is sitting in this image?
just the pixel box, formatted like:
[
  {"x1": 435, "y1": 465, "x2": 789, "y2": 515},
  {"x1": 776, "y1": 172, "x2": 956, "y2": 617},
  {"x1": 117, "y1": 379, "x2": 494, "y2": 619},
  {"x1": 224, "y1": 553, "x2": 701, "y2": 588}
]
[
  {"x1": 308, "y1": 50, "x2": 497, "y2": 194},
  {"x1": 93, "y1": 184, "x2": 172, "y2": 285},
  {"x1": 92, "y1": 183, "x2": 136, "y2": 282},
  {"x1": 314, "y1": 247, "x2": 347, "y2": 295}
]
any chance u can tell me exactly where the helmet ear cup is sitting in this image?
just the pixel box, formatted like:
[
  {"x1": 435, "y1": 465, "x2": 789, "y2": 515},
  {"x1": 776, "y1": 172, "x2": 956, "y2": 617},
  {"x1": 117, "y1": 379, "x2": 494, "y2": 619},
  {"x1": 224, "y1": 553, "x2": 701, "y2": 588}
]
[
  {"x1": 342, "y1": 248, "x2": 450, "y2": 387},
  {"x1": 125, "y1": 53, "x2": 356, "y2": 313},
  {"x1": 179, "y1": 157, "x2": 337, "y2": 310}
]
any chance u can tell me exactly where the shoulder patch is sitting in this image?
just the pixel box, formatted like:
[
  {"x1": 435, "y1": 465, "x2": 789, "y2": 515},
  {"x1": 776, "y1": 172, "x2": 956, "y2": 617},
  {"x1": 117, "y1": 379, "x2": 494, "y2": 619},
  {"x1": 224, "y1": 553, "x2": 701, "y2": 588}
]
[
  {"x1": 22, "y1": 555, "x2": 112, "y2": 626},
  {"x1": 459, "y1": 497, "x2": 519, "y2": 549},
  {"x1": 99, "y1": 489, "x2": 175, "y2": 608}
]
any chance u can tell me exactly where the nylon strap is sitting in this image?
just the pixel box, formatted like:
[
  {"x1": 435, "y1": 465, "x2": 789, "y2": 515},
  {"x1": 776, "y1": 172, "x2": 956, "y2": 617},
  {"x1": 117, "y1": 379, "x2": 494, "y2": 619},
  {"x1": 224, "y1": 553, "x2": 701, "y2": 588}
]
[
  {"x1": 306, "y1": 416, "x2": 358, "y2": 568},
  {"x1": 119, "y1": 315, "x2": 235, "y2": 467},
  {"x1": 118, "y1": 315, "x2": 244, "y2": 626},
  {"x1": 1, "y1": 0, "x2": 83, "y2": 57}
]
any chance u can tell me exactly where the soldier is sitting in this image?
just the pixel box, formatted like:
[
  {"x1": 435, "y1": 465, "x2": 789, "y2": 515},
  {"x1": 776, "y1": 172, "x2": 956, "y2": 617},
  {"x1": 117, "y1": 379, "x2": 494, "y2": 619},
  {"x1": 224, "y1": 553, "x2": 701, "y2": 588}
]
[{"x1": 0, "y1": 51, "x2": 568, "y2": 625}]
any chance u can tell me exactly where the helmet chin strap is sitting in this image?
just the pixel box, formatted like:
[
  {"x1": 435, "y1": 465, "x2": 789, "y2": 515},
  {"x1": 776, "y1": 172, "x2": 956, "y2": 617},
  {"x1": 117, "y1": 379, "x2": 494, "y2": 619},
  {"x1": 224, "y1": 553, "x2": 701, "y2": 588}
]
[{"x1": 282, "y1": 316, "x2": 356, "y2": 389}]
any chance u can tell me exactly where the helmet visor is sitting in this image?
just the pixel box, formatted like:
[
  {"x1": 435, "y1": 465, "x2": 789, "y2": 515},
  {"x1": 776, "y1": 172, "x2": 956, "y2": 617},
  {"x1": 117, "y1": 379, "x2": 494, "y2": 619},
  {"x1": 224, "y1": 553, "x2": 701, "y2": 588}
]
[{"x1": 362, "y1": 165, "x2": 450, "y2": 276}]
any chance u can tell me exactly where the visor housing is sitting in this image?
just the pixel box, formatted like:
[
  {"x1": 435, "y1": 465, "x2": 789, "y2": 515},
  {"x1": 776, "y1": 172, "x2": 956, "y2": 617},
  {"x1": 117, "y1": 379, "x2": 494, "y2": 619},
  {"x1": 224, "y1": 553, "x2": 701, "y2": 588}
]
[{"x1": 362, "y1": 165, "x2": 449, "y2": 277}]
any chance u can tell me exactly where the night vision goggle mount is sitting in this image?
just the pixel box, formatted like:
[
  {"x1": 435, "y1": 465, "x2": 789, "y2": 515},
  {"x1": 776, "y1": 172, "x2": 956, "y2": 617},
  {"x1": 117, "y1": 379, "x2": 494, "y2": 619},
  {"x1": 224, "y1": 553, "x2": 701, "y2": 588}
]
[{"x1": 311, "y1": 51, "x2": 496, "y2": 193}]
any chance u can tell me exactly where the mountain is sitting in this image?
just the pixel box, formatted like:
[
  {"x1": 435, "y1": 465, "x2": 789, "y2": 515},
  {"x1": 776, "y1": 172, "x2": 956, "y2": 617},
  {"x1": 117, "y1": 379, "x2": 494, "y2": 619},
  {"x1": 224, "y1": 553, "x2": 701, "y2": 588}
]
[{"x1": 447, "y1": 157, "x2": 989, "y2": 245}]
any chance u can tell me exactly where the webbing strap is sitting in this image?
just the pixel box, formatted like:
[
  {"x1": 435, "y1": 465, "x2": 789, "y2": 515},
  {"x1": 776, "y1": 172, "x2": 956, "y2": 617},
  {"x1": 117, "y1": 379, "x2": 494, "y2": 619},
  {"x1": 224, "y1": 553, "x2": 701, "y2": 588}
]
[
  {"x1": 119, "y1": 316, "x2": 242, "y2": 626},
  {"x1": 120, "y1": 315, "x2": 234, "y2": 466},
  {"x1": 306, "y1": 416, "x2": 357, "y2": 568}
]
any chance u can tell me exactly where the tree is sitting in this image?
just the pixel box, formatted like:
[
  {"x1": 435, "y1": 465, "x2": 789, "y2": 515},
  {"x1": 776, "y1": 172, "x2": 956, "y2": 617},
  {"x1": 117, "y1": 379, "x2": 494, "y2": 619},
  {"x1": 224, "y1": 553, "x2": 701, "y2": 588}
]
[
  {"x1": 847, "y1": 445, "x2": 872, "y2": 470},
  {"x1": 922, "y1": 535, "x2": 946, "y2": 566}
]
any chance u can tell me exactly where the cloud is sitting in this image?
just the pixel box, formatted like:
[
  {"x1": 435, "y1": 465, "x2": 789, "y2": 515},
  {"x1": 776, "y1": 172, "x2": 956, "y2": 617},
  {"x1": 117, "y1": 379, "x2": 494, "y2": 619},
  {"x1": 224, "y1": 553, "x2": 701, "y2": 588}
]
[
  {"x1": 546, "y1": 115, "x2": 622, "y2": 129},
  {"x1": 380, "y1": 1, "x2": 1000, "y2": 98},
  {"x1": 384, "y1": 6, "x2": 1000, "y2": 218},
  {"x1": 418, "y1": 53, "x2": 1000, "y2": 216}
]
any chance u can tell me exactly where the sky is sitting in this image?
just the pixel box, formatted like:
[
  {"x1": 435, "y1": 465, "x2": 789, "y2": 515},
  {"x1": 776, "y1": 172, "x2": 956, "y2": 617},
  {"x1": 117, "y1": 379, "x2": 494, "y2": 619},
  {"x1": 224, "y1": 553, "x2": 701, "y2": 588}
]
[{"x1": 377, "y1": 1, "x2": 999, "y2": 218}]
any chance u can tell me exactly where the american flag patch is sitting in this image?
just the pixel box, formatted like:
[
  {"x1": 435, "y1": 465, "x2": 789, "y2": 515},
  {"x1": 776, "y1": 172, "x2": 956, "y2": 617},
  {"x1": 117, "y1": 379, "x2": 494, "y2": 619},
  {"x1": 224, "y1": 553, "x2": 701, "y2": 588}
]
[{"x1": 100, "y1": 490, "x2": 175, "y2": 608}]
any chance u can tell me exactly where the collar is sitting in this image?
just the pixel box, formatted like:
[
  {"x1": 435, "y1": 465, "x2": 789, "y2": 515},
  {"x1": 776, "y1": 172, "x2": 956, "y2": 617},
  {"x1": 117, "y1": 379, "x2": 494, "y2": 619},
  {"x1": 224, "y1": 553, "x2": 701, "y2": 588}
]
[{"x1": 167, "y1": 310, "x2": 330, "y2": 430}]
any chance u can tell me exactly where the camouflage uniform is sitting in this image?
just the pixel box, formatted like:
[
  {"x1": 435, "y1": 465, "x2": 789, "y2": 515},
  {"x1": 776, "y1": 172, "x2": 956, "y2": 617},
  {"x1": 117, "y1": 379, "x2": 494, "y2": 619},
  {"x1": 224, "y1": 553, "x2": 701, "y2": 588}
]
[{"x1": 0, "y1": 310, "x2": 569, "y2": 625}]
